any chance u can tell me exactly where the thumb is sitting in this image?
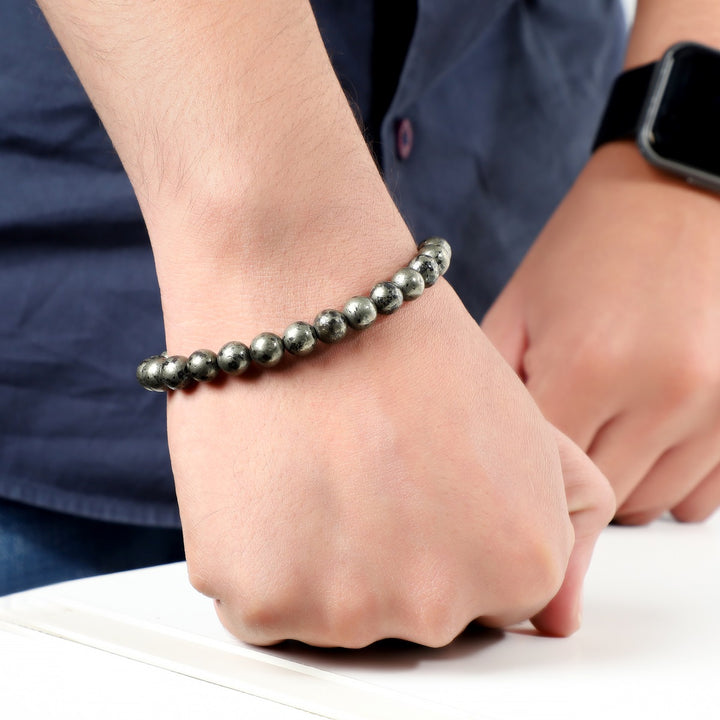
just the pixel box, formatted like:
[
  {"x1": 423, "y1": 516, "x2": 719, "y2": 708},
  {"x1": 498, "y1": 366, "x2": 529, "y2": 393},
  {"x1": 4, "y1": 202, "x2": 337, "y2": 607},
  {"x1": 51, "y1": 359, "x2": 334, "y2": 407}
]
[
  {"x1": 531, "y1": 426, "x2": 615, "y2": 636},
  {"x1": 481, "y1": 284, "x2": 528, "y2": 375}
]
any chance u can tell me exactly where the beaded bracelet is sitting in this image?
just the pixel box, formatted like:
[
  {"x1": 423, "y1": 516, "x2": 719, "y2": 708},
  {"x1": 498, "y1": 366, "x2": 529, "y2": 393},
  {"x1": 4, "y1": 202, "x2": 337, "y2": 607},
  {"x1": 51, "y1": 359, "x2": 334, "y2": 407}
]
[{"x1": 136, "y1": 237, "x2": 451, "y2": 392}]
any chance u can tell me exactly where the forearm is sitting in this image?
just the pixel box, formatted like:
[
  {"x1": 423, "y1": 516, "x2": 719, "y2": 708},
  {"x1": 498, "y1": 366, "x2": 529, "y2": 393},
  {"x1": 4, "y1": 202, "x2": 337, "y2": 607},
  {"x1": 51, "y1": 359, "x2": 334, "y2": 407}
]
[
  {"x1": 626, "y1": 0, "x2": 720, "y2": 66},
  {"x1": 37, "y1": 0, "x2": 414, "y2": 343}
]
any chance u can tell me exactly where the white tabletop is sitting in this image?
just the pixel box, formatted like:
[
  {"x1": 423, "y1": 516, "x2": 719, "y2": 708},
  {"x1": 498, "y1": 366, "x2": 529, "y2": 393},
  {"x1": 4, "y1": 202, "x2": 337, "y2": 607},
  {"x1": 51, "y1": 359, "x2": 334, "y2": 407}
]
[{"x1": 1, "y1": 515, "x2": 718, "y2": 719}]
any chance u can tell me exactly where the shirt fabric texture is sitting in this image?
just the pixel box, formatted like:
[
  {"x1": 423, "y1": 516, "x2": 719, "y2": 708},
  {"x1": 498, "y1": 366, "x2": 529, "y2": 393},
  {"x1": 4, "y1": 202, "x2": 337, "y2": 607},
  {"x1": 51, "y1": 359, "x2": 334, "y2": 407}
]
[{"x1": 0, "y1": 0, "x2": 626, "y2": 527}]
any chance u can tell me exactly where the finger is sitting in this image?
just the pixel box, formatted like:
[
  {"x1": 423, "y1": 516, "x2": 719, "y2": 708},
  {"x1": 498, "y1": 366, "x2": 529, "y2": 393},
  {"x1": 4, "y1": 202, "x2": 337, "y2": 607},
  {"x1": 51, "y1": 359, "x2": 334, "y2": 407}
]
[
  {"x1": 616, "y1": 425, "x2": 720, "y2": 524},
  {"x1": 214, "y1": 598, "x2": 287, "y2": 647},
  {"x1": 525, "y1": 364, "x2": 612, "y2": 452},
  {"x1": 586, "y1": 410, "x2": 677, "y2": 508},
  {"x1": 481, "y1": 285, "x2": 528, "y2": 375},
  {"x1": 532, "y1": 427, "x2": 615, "y2": 636},
  {"x1": 672, "y1": 463, "x2": 720, "y2": 523}
]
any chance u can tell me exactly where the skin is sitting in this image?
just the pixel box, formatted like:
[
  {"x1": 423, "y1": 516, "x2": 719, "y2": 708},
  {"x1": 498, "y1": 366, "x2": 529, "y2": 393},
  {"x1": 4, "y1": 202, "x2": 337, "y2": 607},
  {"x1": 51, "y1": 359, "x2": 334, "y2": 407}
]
[
  {"x1": 35, "y1": 0, "x2": 614, "y2": 646},
  {"x1": 484, "y1": 0, "x2": 720, "y2": 525}
]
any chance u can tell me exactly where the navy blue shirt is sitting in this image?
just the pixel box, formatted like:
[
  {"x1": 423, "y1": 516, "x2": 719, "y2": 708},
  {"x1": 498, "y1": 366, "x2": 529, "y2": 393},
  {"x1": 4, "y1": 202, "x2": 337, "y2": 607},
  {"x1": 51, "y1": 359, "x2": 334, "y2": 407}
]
[{"x1": 0, "y1": 0, "x2": 626, "y2": 526}]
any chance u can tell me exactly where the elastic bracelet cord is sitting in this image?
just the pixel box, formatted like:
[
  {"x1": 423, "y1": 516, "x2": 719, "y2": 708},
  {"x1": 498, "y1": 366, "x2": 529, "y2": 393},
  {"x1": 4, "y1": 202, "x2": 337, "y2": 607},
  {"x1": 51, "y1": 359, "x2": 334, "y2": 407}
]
[{"x1": 136, "y1": 237, "x2": 451, "y2": 392}]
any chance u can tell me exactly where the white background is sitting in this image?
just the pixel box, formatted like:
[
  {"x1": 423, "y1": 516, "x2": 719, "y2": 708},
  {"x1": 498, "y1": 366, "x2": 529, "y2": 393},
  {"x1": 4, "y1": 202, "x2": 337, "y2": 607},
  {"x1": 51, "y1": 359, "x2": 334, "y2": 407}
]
[{"x1": 621, "y1": 0, "x2": 637, "y2": 23}]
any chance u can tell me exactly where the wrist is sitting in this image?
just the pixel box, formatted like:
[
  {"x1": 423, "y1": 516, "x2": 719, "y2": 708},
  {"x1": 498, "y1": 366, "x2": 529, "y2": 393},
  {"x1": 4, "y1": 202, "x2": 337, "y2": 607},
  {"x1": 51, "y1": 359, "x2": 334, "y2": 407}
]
[
  {"x1": 585, "y1": 143, "x2": 720, "y2": 219},
  {"x1": 625, "y1": 1, "x2": 720, "y2": 69},
  {"x1": 139, "y1": 237, "x2": 452, "y2": 391},
  {"x1": 152, "y1": 186, "x2": 419, "y2": 352},
  {"x1": 588, "y1": 141, "x2": 686, "y2": 187},
  {"x1": 556, "y1": 142, "x2": 720, "y2": 260}
]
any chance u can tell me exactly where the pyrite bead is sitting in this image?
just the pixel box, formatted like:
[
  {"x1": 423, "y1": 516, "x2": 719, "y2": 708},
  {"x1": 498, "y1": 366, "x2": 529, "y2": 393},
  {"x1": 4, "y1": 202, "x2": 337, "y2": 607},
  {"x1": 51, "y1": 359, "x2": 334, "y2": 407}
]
[
  {"x1": 250, "y1": 332, "x2": 284, "y2": 367},
  {"x1": 419, "y1": 236, "x2": 451, "y2": 262},
  {"x1": 137, "y1": 355, "x2": 167, "y2": 392},
  {"x1": 161, "y1": 355, "x2": 192, "y2": 390},
  {"x1": 409, "y1": 254, "x2": 440, "y2": 287},
  {"x1": 137, "y1": 239, "x2": 451, "y2": 390},
  {"x1": 283, "y1": 321, "x2": 317, "y2": 356},
  {"x1": 314, "y1": 309, "x2": 348, "y2": 344},
  {"x1": 187, "y1": 349, "x2": 220, "y2": 382},
  {"x1": 217, "y1": 341, "x2": 251, "y2": 375},
  {"x1": 135, "y1": 357, "x2": 150, "y2": 388},
  {"x1": 417, "y1": 243, "x2": 450, "y2": 276},
  {"x1": 391, "y1": 267, "x2": 425, "y2": 300},
  {"x1": 370, "y1": 281, "x2": 404, "y2": 315},
  {"x1": 343, "y1": 296, "x2": 377, "y2": 330}
]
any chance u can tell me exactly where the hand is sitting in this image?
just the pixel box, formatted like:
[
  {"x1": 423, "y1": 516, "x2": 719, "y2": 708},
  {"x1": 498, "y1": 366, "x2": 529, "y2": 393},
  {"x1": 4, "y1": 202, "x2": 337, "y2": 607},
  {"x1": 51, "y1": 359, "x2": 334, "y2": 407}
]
[
  {"x1": 35, "y1": 0, "x2": 611, "y2": 646},
  {"x1": 483, "y1": 143, "x2": 720, "y2": 525},
  {"x1": 168, "y1": 281, "x2": 613, "y2": 647}
]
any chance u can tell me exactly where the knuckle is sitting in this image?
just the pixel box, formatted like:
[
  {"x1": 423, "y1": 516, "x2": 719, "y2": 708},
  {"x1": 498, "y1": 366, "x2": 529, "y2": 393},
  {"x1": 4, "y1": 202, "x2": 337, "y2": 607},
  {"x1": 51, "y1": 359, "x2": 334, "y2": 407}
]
[
  {"x1": 511, "y1": 525, "x2": 570, "y2": 609},
  {"x1": 412, "y1": 596, "x2": 463, "y2": 648},
  {"x1": 572, "y1": 335, "x2": 625, "y2": 382},
  {"x1": 419, "y1": 608, "x2": 462, "y2": 648},
  {"x1": 320, "y1": 592, "x2": 381, "y2": 648},
  {"x1": 475, "y1": 498, "x2": 573, "y2": 624},
  {"x1": 234, "y1": 596, "x2": 287, "y2": 631},
  {"x1": 188, "y1": 563, "x2": 301, "y2": 643},
  {"x1": 529, "y1": 547, "x2": 567, "y2": 605},
  {"x1": 216, "y1": 585, "x2": 302, "y2": 645},
  {"x1": 420, "y1": 627, "x2": 461, "y2": 649},
  {"x1": 184, "y1": 537, "x2": 236, "y2": 600},
  {"x1": 186, "y1": 559, "x2": 221, "y2": 599},
  {"x1": 660, "y1": 350, "x2": 718, "y2": 411},
  {"x1": 214, "y1": 598, "x2": 284, "y2": 647}
]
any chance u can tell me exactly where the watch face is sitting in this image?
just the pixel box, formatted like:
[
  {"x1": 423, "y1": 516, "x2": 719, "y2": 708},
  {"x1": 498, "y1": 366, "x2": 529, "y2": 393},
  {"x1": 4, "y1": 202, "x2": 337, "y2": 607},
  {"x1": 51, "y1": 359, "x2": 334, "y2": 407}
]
[{"x1": 644, "y1": 44, "x2": 720, "y2": 179}]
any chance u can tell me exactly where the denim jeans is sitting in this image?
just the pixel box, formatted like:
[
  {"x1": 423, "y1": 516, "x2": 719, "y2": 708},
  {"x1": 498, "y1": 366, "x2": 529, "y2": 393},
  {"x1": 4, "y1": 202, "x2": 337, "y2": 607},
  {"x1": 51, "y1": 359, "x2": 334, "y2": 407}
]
[{"x1": 0, "y1": 497, "x2": 184, "y2": 596}]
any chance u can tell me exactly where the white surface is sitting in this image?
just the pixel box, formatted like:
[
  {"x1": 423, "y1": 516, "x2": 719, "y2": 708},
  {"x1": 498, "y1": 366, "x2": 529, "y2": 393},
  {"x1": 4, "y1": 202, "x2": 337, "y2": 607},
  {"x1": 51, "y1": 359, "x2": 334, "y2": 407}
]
[
  {"x1": 1, "y1": 516, "x2": 719, "y2": 719},
  {"x1": 0, "y1": 621, "x2": 316, "y2": 720}
]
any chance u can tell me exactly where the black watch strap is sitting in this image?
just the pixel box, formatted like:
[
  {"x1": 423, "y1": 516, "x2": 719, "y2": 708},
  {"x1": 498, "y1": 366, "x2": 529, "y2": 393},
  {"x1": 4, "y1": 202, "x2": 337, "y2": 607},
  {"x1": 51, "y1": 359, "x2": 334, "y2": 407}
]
[{"x1": 592, "y1": 63, "x2": 657, "y2": 151}]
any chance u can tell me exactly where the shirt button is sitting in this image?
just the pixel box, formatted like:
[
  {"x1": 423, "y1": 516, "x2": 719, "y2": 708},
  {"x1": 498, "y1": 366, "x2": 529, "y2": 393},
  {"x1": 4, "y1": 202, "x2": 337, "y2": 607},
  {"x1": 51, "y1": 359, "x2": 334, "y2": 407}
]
[{"x1": 395, "y1": 118, "x2": 414, "y2": 160}]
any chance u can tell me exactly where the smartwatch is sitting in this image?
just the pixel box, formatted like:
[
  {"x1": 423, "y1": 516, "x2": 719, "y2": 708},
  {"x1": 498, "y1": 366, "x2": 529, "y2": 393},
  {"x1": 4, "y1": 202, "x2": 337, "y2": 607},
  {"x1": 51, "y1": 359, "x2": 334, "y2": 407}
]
[{"x1": 593, "y1": 41, "x2": 720, "y2": 192}]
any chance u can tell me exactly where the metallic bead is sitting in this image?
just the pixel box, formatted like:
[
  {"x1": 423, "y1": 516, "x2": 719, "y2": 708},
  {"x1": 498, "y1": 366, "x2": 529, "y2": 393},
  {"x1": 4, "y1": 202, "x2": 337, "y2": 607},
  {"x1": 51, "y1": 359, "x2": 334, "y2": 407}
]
[
  {"x1": 135, "y1": 357, "x2": 150, "y2": 388},
  {"x1": 343, "y1": 296, "x2": 377, "y2": 330},
  {"x1": 419, "y1": 236, "x2": 451, "y2": 262},
  {"x1": 136, "y1": 355, "x2": 167, "y2": 392},
  {"x1": 370, "y1": 281, "x2": 404, "y2": 315},
  {"x1": 391, "y1": 267, "x2": 425, "y2": 300},
  {"x1": 409, "y1": 254, "x2": 440, "y2": 287},
  {"x1": 313, "y1": 309, "x2": 348, "y2": 344},
  {"x1": 161, "y1": 355, "x2": 193, "y2": 390},
  {"x1": 417, "y1": 243, "x2": 450, "y2": 276},
  {"x1": 187, "y1": 349, "x2": 220, "y2": 382},
  {"x1": 250, "y1": 332, "x2": 284, "y2": 367},
  {"x1": 283, "y1": 321, "x2": 317, "y2": 356},
  {"x1": 217, "y1": 341, "x2": 251, "y2": 375}
]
